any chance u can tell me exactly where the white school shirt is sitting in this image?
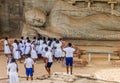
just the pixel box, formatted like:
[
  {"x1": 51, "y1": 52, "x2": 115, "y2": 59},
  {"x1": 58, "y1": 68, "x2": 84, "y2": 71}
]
[
  {"x1": 40, "y1": 40, "x2": 44, "y2": 45},
  {"x1": 31, "y1": 44, "x2": 35, "y2": 51},
  {"x1": 25, "y1": 42, "x2": 31, "y2": 48},
  {"x1": 4, "y1": 40, "x2": 11, "y2": 53},
  {"x1": 48, "y1": 46, "x2": 52, "y2": 52},
  {"x1": 12, "y1": 43, "x2": 18, "y2": 52},
  {"x1": 4, "y1": 40, "x2": 8, "y2": 46},
  {"x1": 52, "y1": 41, "x2": 56, "y2": 47},
  {"x1": 19, "y1": 43, "x2": 25, "y2": 49},
  {"x1": 63, "y1": 47, "x2": 75, "y2": 57},
  {"x1": 45, "y1": 51, "x2": 53, "y2": 62},
  {"x1": 8, "y1": 63, "x2": 18, "y2": 73},
  {"x1": 7, "y1": 57, "x2": 12, "y2": 64},
  {"x1": 42, "y1": 44, "x2": 47, "y2": 52},
  {"x1": 24, "y1": 58, "x2": 34, "y2": 68},
  {"x1": 21, "y1": 39, "x2": 25, "y2": 44},
  {"x1": 54, "y1": 43, "x2": 62, "y2": 49},
  {"x1": 47, "y1": 41, "x2": 50, "y2": 45}
]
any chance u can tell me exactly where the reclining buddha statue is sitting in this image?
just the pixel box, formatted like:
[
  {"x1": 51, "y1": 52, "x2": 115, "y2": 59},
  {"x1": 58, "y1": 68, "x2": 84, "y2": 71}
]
[{"x1": 22, "y1": 0, "x2": 120, "y2": 40}]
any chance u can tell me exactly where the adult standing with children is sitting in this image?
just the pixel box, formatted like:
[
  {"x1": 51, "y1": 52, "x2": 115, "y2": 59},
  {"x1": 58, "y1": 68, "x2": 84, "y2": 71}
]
[{"x1": 63, "y1": 43, "x2": 75, "y2": 75}]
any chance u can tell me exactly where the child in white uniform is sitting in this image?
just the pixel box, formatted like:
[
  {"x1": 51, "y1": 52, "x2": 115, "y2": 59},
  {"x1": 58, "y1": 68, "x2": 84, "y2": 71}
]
[
  {"x1": 19, "y1": 41, "x2": 25, "y2": 56},
  {"x1": 4, "y1": 37, "x2": 11, "y2": 57},
  {"x1": 12, "y1": 40, "x2": 21, "y2": 60},
  {"x1": 41, "y1": 41, "x2": 48, "y2": 58},
  {"x1": 7, "y1": 55, "x2": 12, "y2": 78},
  {"x1": 8, "y1": 58, "x2": 19, "y2": 83},
  {"x1": 41, "y1": 41, "x2": 48, "y2": 62},
  {"x1": 37, "y1": 37, "x2": 44, "y2": 59},
  {"x1": 31, "y1": 41, "x2": 38, "y2": 62},
  {"x1": 54, "y1": 40, "x2": 63, "y2": 62},
  {"x1": 52, "y1": 38, "x2": 56, "y2": 57},
  {"x1": 45, "y1": 47, "x2": 53, "y2": 76},
  {"x1": 20, "y1": 36, "x2": 25, "y2": 44},
  {"x1": 25, "y1": 40, "x2": 31, "y2": 56},
  {"x1": 37, "y1": 43, "x2": 43, "y2": 59}
]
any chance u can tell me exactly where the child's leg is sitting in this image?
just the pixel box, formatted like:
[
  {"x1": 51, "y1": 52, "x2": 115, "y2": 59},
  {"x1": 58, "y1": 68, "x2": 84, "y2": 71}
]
[
  {"x1": 66, "y1": 58, "x2": 69, "y2": 74},
  {"x1": 26, "y1": 68, "x2": 30, "y2": 80},
  {"x1": 19, "y1": 58, "x2": 22, "y2": 63},
  {"x1": 70, "y1": 66, "x2": 73, "y2": 75},
  {"x1": 31, "y1": 76, "x2": 33, "y2": 80},
  {"x1": 26, "y1": 76, "x2": 29, "y2": 80},
  {"x1": 38, "y1": 54, "x2": 41, "y2": 60},
  {"x1": 30, "y1": 68, "x2": 34, "y2": 80},
  {"x1": 66, "y1": 66, "x2": 69, "y2": 74},
  {"x1": 33, "y1": 59, "x2": 35, "y2": 63},
  {"x1": 70, "y1": 58, "x2": 73, "y2": 75},
  {"x1": 45, "y1": 66, "x2": 49, "y2": 74},
  {"x1": 5, "y1": 54, "x2": 8, "y2": 57},
  {"x1": 34, "y1": 59, "x2": 36, "y2": 63},
  {"x1": 48, "y1": 68, "x2": 51, "y2": 76}
]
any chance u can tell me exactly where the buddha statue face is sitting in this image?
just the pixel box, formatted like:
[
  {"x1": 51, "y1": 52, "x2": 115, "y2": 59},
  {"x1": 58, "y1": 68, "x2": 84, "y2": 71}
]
[{"x1": 25, "y1": 9, "x2": 46, "y2": 27}]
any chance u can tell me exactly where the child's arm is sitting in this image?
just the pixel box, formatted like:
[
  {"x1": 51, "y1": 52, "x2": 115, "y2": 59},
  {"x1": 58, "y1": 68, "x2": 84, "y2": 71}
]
[
  {"x1": 16, "y1": 63, "x2": 19, "y2": 72},
  {"x1": 32, "y1": 64, "x2": 34, "y2": 73},
  {"x1": 17, "y1": 67, "x2": 19, "y2": 72},
  {"x1": 45, "y1": 57, "x2": 48, "y2": 67},
  {"x1": 24, "y1": 64, "x2": 26, "y2": 69},
  {"x1": 7, "y1": 65, "x2": 10, "y2": 72}
]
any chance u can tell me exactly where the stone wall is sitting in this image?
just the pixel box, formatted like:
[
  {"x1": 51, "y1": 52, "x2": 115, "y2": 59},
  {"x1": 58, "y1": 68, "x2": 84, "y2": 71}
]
[{"x1": 0, "y1": 0, "x2": 23, "y2": 38}]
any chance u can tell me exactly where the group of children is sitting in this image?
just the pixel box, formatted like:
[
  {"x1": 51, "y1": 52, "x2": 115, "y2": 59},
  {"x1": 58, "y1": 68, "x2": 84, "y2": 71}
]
[
  {"x1": 5, "y1": 37, "x2": 65, "y2": 62},
  {"x1": 4, "y1": 36, "x2": 76, "y2": 83}
]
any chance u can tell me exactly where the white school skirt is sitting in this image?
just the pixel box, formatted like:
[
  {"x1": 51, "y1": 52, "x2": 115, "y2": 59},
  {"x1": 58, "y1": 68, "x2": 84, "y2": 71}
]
[
  {"x1": 55, "y1": 49, "x2": 63, "y2": 58},
  {"x1": 4, "y1": 46, "x2": 11, "y2": 54},
  {"x1": 13, "y1": 51, "x2": 21, "y2": 60},
  {"x1": 25, "y1": 47, "x2": 31, "y2": 54},
  {"x1": 31, "y1": 50, "x2": 38, "y2": 59},
  {"x1": 9, "y1": 72, "x2": 19, "y2": 83}
]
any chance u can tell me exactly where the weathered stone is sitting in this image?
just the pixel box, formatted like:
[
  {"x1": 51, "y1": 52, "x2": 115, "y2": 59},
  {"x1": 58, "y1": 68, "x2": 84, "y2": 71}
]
[
  {"x1": 1, "y1": 0, "x2": 120, "y2": 41},
  {"x1": 22, "y1": 23, "x2": 38, "y2": 38},
  {"x1": 25, "y1": 9, "x2": 46, "y2": 27},
  {"x1": 25, "y1": 1, "x2": 120, "y2": 40},
  {"x1": 0, "y1": 0, "x2": 23, "y2": 38}
]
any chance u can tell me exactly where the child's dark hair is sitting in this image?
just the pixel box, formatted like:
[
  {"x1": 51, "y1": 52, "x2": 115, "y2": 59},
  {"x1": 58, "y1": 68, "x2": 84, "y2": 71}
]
[
  {"x1": 27, "y1": 40, "x2": 31, "y2": 43},
  {"x1": 39, "y1": 37, "x2": 42, "y2": 40},
  {"x1": 20, "y1": 40, "x2": 22, "y2": 43},
  {"x1": 48, "y1": 41, "x2": 52, "y2": 47},
  {"x1": 11, "y1": 58, "x2": 16, "y2": 63},
  {"x1": 43, "y1": 41, "x2": 47, "y2": 44},
  {"x1": 33, "y1": 36, "x2": 36, "y2": 39},
  {"x1": 56, "y1": 40, "x2": 59, "y2": 43},
  {"x1": 68, "y1": 43, "x2": 72, "y2": 47},
  {"x1": 26, "y1": 37, "x2": 29, "y2": 40},
  {"x1": 21, "y1": 36, "x2": 24, "y2": 39},
  {"x1": 14, "y1": 39, "x2": 18, "y2": 43},
  {"x1": 27, "y1": 54, "x2": 31, "y2": 57},
  {"x1": 5, "y1": 37, "x2": 8, "y2": 40},
  {"x1": 47, "y1": 37, "x2": 51, "y2": 41},
  {"x1": 53, "y1": 38, "x2": 56, "y2": 41},
  {"x1": 32, "y1": 41, "x2": 35, "y2": 44},
  {"x1": 45, "y1": 47, "x2": 48, "y2": 51},
  {"x1": 43, "y1": 37, "x2": 46, "y2": 41}
]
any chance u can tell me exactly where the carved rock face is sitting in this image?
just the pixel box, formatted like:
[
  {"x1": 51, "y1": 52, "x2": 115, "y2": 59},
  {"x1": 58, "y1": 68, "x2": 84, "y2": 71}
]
[
  {"x1": 22, "y1": 1, "x2": 120, "y2": 41},
  {"x1": 25, "y1": 9, "x2": 46, "y2": 27}
]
